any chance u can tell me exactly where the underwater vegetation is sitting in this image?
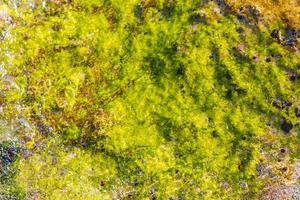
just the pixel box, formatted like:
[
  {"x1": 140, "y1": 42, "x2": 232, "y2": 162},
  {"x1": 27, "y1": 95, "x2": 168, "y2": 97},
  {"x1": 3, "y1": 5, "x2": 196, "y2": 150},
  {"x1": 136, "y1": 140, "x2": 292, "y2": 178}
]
[{"x1": 0, "y1": 0, "x2": 299, "y2": 199}]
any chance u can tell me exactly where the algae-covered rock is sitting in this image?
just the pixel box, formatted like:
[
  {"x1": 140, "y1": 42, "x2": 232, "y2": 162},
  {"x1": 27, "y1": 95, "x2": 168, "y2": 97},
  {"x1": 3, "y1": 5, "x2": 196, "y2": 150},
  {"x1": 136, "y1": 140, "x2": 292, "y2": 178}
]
[{"x1": 0, "y1": 0, "x2": 299, "y2": 199}]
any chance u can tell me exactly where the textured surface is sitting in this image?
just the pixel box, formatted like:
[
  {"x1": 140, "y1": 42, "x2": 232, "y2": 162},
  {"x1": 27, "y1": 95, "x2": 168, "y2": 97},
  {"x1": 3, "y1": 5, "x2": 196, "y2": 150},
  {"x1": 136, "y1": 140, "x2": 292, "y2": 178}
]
[{"x1": 0, "y1": 0, "x2": 299, "y2": 199}]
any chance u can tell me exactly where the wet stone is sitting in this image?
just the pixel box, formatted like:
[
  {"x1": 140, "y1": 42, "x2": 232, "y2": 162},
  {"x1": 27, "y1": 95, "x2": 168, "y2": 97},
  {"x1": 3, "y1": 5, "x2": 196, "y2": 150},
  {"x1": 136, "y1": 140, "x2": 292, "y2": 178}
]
[{"x1": 280, "y1": 119, "x2": 293, "y2": 134}]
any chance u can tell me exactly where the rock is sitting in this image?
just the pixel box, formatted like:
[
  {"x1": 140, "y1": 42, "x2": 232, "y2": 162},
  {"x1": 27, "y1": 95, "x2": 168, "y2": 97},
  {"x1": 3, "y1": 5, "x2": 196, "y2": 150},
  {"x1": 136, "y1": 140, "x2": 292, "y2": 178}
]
[
  {"x1": 292, "y1": 185, "x2": 300, "y2": 200},
  {"x1": 283, "y1": 27, "x2": 298, "y2": 48},
  {"x1": 271, "y1": 29, "x2": 282, "y2": 43},
  {"x1": 280, "y1": 119, "x2": 293, "y2": 134},
  {"x1": 272, "y1": 27, "x2": 299, "y2": 49},
  {"x1": 262, "y1": 185, "x2": 300, "y2": 200},
  {"x1": 262, "y1": 186, "x2": 292, "y2": 200},
  {"x1": 272, "y1": 99, "x2": 292, "y2": 110},
  {"x1": 291, "y1": 160, "x2": 300, "y2": 183}
]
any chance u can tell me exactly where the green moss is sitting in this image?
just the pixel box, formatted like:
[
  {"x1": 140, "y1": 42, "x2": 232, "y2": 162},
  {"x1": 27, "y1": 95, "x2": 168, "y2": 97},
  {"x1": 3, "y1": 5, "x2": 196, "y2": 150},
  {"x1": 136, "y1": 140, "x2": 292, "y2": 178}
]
[
  {"x1": 17, "y1": 137, "x2": 115, "y2": 200},
  {"x1": 0, "y1": 0, "x2": 299, "y2": 199}
]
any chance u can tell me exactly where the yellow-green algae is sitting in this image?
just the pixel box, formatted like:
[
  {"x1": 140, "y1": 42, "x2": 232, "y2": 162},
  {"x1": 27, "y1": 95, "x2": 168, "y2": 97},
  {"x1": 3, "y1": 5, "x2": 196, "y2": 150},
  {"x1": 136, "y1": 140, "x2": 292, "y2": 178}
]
[{"x1": 0, "y1": 0, "x2": 299, "y2": 199}]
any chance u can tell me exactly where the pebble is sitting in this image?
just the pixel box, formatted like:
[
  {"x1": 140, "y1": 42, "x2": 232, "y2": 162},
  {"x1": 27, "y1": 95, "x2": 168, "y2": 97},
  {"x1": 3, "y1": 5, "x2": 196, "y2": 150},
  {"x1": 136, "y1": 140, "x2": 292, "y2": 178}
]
[{"x1": 280, "y1": 119, "x2": 293, "y2": 134}]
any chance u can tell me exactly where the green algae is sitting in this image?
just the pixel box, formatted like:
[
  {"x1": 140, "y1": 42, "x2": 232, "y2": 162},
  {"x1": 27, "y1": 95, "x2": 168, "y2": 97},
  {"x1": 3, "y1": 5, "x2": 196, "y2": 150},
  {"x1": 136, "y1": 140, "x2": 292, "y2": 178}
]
[{"x1": 0, "y1": 0, "x2": 299, "y2": 199}]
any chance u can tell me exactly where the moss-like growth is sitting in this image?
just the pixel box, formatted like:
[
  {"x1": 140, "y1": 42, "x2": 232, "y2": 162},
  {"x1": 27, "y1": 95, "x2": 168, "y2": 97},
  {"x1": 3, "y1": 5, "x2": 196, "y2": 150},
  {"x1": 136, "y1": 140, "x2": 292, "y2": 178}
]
[{"x1": 0, "y1": 0, "x2": 299, "y2": 199}]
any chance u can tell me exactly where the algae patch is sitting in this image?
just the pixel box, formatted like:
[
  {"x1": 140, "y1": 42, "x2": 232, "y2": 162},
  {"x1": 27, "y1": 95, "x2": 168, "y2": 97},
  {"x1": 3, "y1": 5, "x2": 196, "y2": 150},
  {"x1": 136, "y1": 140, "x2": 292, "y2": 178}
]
[{"x1": 0, "y1": 0, "x2": 299, "y2": 199}]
